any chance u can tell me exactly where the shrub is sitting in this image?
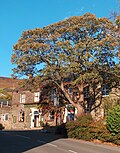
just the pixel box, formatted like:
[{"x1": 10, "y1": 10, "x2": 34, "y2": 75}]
[
  {"x1": 66, "y1": 115, "x2": 93, "y2": 140},
  {"x1": 88, "y1": 119, "x2": 110, "y2": 142},
  {"x1": 106, "y1": 105, "x2": 120, "y2": 134},
  {"x1": 62, "y1": 113, "x2": 120, "y2": 145},
  {"x1": 40, "y1": 121, "x2": 44, "y2": 127},
  {"x1": 112, "y1": 133, "x2": 120, "y2": 145},
  {"x1": 103, "y1": 97, "x2": 120, "y2": 115},
  {"x1": 77, "y1": 114, "x2": 93, "y2": 126},
  {"x1": 66, "y1": 116, "x2": 114, "y2": 142}
]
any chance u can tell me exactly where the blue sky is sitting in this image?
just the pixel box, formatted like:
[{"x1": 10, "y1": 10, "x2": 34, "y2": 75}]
[{"x1": 0, "y1": 0, "x2": 119, "y2": 78}]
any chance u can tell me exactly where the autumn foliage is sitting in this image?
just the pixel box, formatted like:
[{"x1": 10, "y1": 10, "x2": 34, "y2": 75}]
[{"x1": 11, "y1": 13, "x2": 120, "y2": 115}]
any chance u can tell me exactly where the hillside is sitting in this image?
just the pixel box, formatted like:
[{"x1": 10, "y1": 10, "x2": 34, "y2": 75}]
[{"x1": 0, "y1": 77, "x2": 21, "y2": 90}]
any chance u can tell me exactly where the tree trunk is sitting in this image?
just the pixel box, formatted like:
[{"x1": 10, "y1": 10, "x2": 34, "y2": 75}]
[
  {"x1": 75, "y1": 103, "x2": 85, "y2": 117},
  {"x1": 76, "y1": 83, "x2": 85, "y2": 116},
  {"x1": 60, "y1": 81, "x2": 85, "y2": 117}
]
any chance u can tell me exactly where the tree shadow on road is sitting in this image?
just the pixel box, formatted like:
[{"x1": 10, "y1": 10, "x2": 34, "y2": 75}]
[{"x1": 0, "y1": 125, "x2": 67, "y2": 153}]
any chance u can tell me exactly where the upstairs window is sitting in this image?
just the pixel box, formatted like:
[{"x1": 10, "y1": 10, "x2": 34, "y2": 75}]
[
  {"x1": 54, "y1": 97, "x2": 59, "y2": 106},
  {"x1": 51, "y1": 89, "x2": 59, "y2": 106},
  {"x1": 102, "y1": 84, "x2": 109, "y2": 96},
  {"x1": 34, "y1": 92, "x2": 40, "y2": 102},
  {"x1": 68, "y1": 88, "x2": 73, "y2": 95},
  {"x1": 51, "y1": 89, "x2": 56, "y2": 101},
  {"x1": 84, "y1": 86, "x2": 89, "y2": 98},
  {"x1": 20, "y1": 94, "x2": 25, "y2": 103}
]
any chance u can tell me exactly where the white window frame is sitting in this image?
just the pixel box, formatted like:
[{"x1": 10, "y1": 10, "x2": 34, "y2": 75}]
[
  {"x1": 54, "y1": 96, "x2": 59, "y2": 106},
  {"x1": 20, "y1": 93, "x2": 25, "y2": 103},
  {"x1": 34, "y1": 92, "x2": 40, "y2": 102},
  {"x1": 19, "y1": 110, "x2": 25, "y2": 122},
  {"x1": 0, "y1": 114, "x2": 4, "y2": 121},
  {"x1": 4, "y1": 113, "x2": 9, "y2": 121},
  {"x1": 50, "y1": 89, "x2": 59, "y2": 106}
]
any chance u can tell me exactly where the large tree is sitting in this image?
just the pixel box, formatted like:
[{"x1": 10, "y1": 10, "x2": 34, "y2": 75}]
[{"x1": 11, "y1": 13, "x2": 120, "y2": 116}]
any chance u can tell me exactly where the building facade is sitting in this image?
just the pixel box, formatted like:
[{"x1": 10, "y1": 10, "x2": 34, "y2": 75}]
[{"x1": 0, "y1": 77, "x2": 119, "y2": 130}]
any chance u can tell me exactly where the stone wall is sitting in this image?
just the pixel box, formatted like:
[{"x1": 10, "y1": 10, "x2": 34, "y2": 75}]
[
  {"x1": 11, "y1": 105, "x2": 31, "y2": 130},
  {"x1": 12, "y1": 90, "x2": 37, "y2": 105},
  {"x1": 0, "y1": 105, "x2": 12, "y2": 129},
  {"x1": 91, "y1": 88, "x2": 120, "y2": 120},
  {"x1": 0, "y1": 104, "x2": 31, "y2": 130}
]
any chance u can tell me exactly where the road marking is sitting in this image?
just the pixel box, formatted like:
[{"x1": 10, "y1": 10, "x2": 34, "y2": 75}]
[
  {"x1": 37, "y1": 140, "x2": 46, "y2": 144},
  {"x1": 69, "y1": 150, "x2": 78, "y2": 153},
  {"x1": 47, "y1": 143, "x2": 58, "y2": 147},
  {"x1": 16, "y1": 134, "x2": 31, "y2": 139},
  {"x1": 37, "y1": 140, "x2": 57, "y2": 147}
]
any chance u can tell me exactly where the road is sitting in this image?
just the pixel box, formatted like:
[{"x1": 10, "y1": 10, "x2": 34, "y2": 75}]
[{"x1": 0, "y1": 130, "x2": 120, "y2": 153}]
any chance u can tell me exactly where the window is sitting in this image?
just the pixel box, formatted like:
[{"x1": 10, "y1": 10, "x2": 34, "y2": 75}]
[
  {"x1": 20, "y1": 94, "x2": 25, "y2": 103},
  {"x1": 68, "y1": 88, "x2": 73, "y2": 95},
  {"x1": 51, "y1": 89, "x2": 56, "y2": 101},
  {"x1": 84, "y1": 86, "x2": 89, "y2": 98},
  {"x1": 54, "y1": 97, "x2": 59, "y2": 106},
  {"x1": 68, "y1": 88, "x2": 73, "y2": 99},
  {"x1": 4, "y1": 114, "x2": 8, "y2": 121},
  {"x1": 102, "y1": 84, "x2": 109, "y2": 96},
  {"x1": 49, "y1": 111, "x2": 54, "y2": 120},
  {"x1": 0, "y1": 114, "x2": 9, "y2": 121},
  {"x1": 34, "y1": 92, "x2": 40, "y2": 102},
  {"x1": 19, "y1": 110, "x2": 25, "y2": 122},
  {"x1": 0, "y1": 114, "x2": 4, "y2": 121},
  {"x1": 51, "y1": 89, "x2": 59, "y2": 106}
]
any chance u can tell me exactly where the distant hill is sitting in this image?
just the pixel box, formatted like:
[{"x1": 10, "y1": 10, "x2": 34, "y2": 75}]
[{"x1": 0, "y1": 77, "x2": 21, "y2": 90}]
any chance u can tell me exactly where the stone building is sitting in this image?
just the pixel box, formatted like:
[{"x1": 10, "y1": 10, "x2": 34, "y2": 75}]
[
  {"x1": 0, "y1": 77, "x2": 119, "y2": 130},
  {"x1": 0, "y1": 77, "x2": 21, "y2": 129},
  {"x1": 0, "y1": 78, "x2": 63, "y2": 130},
  {"x1": 10, "y1": 87, "x2": 64, "y2": 130}
]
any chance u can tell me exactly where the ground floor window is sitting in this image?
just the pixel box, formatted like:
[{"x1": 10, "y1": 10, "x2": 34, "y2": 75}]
[
  {"x1": 4, "y1": 114, "x2": 8, "y2": 121},
  {"x1": 0, "y1": 114, "x2": 9, "y2": 121},
  {"x1": 49, "y1": 110, "x2": 54, "y2": 120},
  {"x1": 19, "y1": 110, "x2": 25, "y2": 122}
]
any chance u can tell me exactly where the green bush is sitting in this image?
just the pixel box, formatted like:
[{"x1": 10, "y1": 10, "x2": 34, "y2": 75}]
[
  {"x1": 66, "y1": 116, "x2": 114, "y2": 142},
  {"x1": 59, "y1": 113, "x2": 120, "y2": 145},
  {"x1": 77, "y1": 114, "x2": 93, "y2": 126},
  {"x1": 112, "y1": 133, "x2": 120, "y2": 145},
  {"x1": 88, "y1": 119, "x2": 110, "y2": 142},
  {"x1": 40, "y1": 121, "x2": 44, "y2": 127},
  {"x1": 106, "y1": 105, "x2": 120, "y2": 134},
  {"x1": 103, "y1": 97, "x2": 120, "y2": 115},
  {"x1": 66, "y1": 115, "x2": 94, "y2": 140}
]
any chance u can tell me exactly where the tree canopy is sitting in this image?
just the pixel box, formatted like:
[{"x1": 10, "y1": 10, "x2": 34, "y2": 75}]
[{"x1": 11, "y1": 13, "x2": 120, "y2": 115}]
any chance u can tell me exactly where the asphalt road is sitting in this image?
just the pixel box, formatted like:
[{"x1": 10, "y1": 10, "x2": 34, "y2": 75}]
[{"x1": 0, "y1": 130, "x2": 120, "y2": 153}]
